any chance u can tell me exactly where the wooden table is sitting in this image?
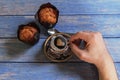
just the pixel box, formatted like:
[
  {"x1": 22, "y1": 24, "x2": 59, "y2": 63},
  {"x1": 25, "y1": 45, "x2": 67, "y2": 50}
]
[{"x1": 0, "y1": 0, "x2": 120, "y2": 80}]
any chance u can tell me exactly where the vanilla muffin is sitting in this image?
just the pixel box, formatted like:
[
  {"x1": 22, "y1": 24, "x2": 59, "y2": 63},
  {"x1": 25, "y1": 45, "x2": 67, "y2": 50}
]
[
  {"x1": 17, "y1": 22, "x2": 40, "y2": 45},
  {"x1": 36, "y1": 3, "x2": 59, "y2": 29}
]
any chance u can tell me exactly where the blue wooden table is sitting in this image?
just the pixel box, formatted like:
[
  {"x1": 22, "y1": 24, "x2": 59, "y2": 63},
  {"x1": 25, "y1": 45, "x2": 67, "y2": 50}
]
[{"x1": 0, "y1": 0, "x2": 120, "y2": 80}]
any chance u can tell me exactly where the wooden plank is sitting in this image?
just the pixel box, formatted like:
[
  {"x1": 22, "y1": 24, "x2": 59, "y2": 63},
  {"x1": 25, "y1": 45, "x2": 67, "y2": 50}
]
[
  {"x1": 0, "y1": 15, "x2": 120, "y2": 38},
  {"x1": 0, "y1": 63, "x2": 99, "y2": 80},
  {"x1": 0, "y1": 62, "x2": 119, "y2": 80},
  {"x1": 0, "y1": 0, "x2": 120, "y2": 15},
  {"x1": 116, "y1": 63, "x2": 120, "y2": 80},
  {"x1": 0, "y1": 38, "x2": 120, "y2": 62},
  {"x1": 0, "y1": 38, "x2": 78, "y2": 62}
]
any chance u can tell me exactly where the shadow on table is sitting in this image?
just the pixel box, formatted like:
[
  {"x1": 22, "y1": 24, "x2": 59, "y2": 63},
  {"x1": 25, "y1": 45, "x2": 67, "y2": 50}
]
[
  {"x1": 33, "y1": 44, "x2": 99, "y2": 80},
  {"x1": 34, "y1": 43, "x2": 49, "y2": 62},
  {"x1": 56, "y1": 62, "x2": 99, "y2": 80},
  {"x1": 2, "y1": 39, "x2": 31, "y2": 60}
]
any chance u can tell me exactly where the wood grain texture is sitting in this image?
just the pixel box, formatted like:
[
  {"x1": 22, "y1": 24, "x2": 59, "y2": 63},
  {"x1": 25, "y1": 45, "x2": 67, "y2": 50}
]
[
  {"x1": 0, "y1": 0, "x2": 120, "y2": 15},
  {"x1": 0, "y1": 38, "x2": 119, "y2": 62},
  {"x1": 0, "y1": 0, "x2": 120, "y2": 80},
  {"x1": 0, "y1": 15, "x2": 120, "y2": 38},
  {"x1": 0, "y1": 63, "x2": 119, "y2": 80},
  {"x1": 0, "y1": 63, "x2": 99, "y2": 80}
]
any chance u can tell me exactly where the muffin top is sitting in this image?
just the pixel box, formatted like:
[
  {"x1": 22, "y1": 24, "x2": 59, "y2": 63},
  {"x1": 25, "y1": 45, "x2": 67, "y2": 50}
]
[
  {"x1": 19, "y1": 26, "x2": 38, "y2": 43},
  {"x1": 39, "y1": 7, "x2": 57, "y2": 24}
]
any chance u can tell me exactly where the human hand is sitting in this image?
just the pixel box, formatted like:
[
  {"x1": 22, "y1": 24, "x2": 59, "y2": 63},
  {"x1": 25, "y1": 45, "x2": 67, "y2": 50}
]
[
  {"x1": 69, "y1": 31, "x2": 112, "y2": 67},
  {"x1": 70, "y1": 31, "x2": 119, "y2": 80}
]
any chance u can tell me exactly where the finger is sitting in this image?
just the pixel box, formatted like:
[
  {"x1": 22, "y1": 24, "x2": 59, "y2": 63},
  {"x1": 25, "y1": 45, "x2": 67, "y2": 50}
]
[
  {"x1": 82, "y1": 31, "x2": 93, "y2": 33},
  {"x1": 71, "y1": 39, "x2": 81, "y2": 46},
  {"x1": 70, "y1": 42, "x2": 85, "y2": 58},
  {"x1": 70, "y1": 32, "x2": 89, "y2": 42}
]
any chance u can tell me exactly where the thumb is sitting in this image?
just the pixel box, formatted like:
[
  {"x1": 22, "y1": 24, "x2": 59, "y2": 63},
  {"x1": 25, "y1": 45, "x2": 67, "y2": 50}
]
[{"x1": 70, "y1": 43, "x2": 85, "y2": 58}]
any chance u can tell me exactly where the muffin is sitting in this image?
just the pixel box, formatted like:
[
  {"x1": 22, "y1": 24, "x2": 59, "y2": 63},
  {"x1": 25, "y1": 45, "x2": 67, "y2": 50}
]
[
  {"x1": 35, "y1": 2, "x2": 59, "y2": 29},
  {"x1": 17, "y1": 22, "x2": 40, "y2": 45}
]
